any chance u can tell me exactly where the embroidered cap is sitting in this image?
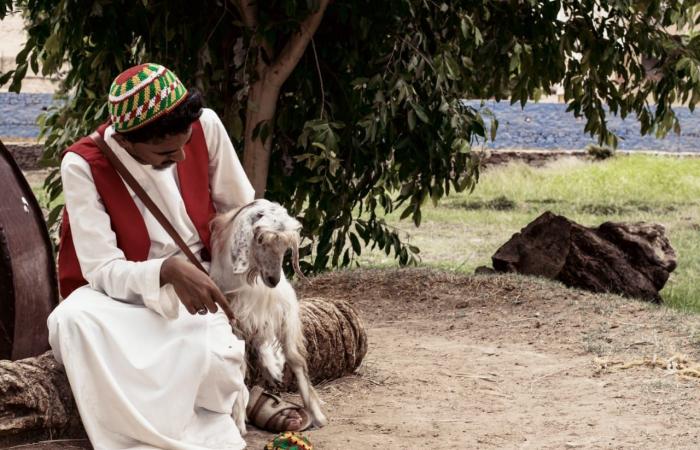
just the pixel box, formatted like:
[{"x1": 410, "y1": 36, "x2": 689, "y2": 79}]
[{"x1": 108, "y1": 63, "x2": 188, "y2": 132}]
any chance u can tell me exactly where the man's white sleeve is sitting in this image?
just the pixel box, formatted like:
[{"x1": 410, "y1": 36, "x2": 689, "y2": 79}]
[
  {"x1": 200, "y1": 108, "x2": 256, "y2": 210},
  {"x1": 61, "y1": 153, "x2": 179, "y2": 319}
]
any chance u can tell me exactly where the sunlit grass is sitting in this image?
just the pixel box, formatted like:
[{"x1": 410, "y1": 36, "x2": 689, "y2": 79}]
[{"x1": 358, "y1": 155, "x2": 700, "y2": 312}]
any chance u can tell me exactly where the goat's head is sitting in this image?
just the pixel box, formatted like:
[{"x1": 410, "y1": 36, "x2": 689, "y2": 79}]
[{"x1": 211, "y1": 199, "x2": 306, "y2": 289}]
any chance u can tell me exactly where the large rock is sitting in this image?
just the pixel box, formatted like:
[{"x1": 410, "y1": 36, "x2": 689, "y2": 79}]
[{"x1": 492, "y1": 211, "x2": 677, "y2": 302}]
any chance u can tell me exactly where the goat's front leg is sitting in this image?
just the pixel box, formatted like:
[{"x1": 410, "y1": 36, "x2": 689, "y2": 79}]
[
  {"x1": 281, "y1": 322, "x2": 328, "y2": 428},
  {"x1": 232, "y1": 358, "x2": 248, "y2": 435},
  {"x1": 257, "y1": 339, "x2": 285, "y2": 385}
]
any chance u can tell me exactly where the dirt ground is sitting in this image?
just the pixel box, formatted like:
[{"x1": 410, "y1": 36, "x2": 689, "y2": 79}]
[
  {"x1": 249, "y1": 268, "x2": 700, "y2": 449},
  {"x1": 16, "y1": 268, "x2": 700, "y2": 449}
]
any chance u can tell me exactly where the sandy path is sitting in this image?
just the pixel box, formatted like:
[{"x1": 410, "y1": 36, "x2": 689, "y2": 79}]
[{"x1": 244, "y1": 269, "x2": 700, "y2": 449}]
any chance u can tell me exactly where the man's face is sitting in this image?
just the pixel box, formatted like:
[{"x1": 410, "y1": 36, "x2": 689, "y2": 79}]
[{"x1": 113, "y1": 126, "x2": 192, "y2": 170}]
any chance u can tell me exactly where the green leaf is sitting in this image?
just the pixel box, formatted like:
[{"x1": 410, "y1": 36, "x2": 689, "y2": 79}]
[
  {"x1": 231, "y1": 114, "x2": 244, "y2": 140},
  {"x1": 251, "y1": 120, "x2": 266, "y2": 140},
  {"x1": 460, "y1": 17, "x2": 470, "y2": 39},
  {"x1": 473, "y1": 27, "x2": 483, "y2": 47},
  {"x1": 349, "y1": 232, "x2": 361, "y2": 255},
  {"x1": 452, "y1": 138, "x2": 470, "y2": 154},
  {"x1": 0, "y1": 70, "x2": 13, "y2": 86},
  {"x1": 15, "y1": 45, "x2": 31, "y2": 65},
  {"x1": 9, "y1": 63, "x2": 27, "y2": 93},
  {"x1": 259, "y1": 121, "x2": 271, "y2": 142},
  {"x1": 412, "y1": 104, "x2": 429, "y2": 124},
  {"x1": 407, "y1": 109, "x2": 416, "y2": 131},
  {"x1": 47, "y1": 204, "x2": 64, "y2": 229},
  {"x1": 413, "y1": 208, "x2": 422, "y2": 227},
  {"x1": 490, "y1": 118, "x2": 499, "y2": 141}
]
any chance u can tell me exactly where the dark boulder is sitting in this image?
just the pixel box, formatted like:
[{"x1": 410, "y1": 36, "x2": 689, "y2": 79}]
[{"x1": 492, "y1": 211, "x2": 676, "y2": 302}]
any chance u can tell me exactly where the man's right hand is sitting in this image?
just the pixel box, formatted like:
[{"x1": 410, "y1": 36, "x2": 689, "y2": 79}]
[{"x1": 160, "y1": 256, "x2": 235, "y2": 321}]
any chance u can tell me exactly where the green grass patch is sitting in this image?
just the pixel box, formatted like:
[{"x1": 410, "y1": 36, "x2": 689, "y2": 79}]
[
  {"x1": 26, "y1": 154, "x2": 700, "y2": 312},
  {"x1": 357, "y1": 155, "x2": 700, "y2": 312}
]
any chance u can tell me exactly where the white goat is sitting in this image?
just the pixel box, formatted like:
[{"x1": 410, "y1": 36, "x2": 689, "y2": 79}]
[{"x1": 209, "y1": 199, "x2": 327, "y2": 433}]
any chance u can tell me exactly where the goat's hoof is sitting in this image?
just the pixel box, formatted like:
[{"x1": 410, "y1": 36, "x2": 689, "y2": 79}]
[
  {"x1": 268, "y1": 368, "x2": 284, "y2": 384},
  {"x1": 234, "y1": 416, "x2": 247, "y2": 435},
  {"x1": 312, "y1": 413, "x2": 328, "y2": 428}
]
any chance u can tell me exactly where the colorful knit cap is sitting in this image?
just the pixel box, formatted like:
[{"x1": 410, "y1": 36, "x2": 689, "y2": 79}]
[
  {"x1": 108, "y1": 63, "x2": 188, "y2": 132},
  {"x1": 264, "y1": 432, "x2": 313, "y2": 450}
]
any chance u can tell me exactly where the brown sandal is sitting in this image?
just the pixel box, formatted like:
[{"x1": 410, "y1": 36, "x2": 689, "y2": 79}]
[{"x1": 246, "y1": 386, "x2": 312, "y2": 432}]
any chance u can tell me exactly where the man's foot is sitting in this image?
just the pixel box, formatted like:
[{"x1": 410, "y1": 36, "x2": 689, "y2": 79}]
[
  {"x1": 247, "y1": 386, "x2": 312, "y2": 432},
  {"x1": 277, "y1": 408, "x2": 304, "y2": 431}
]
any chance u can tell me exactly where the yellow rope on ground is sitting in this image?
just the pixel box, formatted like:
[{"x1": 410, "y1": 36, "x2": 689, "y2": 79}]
[{"x1": 600, "y1": 353, "x2": 700, "y2": 380}]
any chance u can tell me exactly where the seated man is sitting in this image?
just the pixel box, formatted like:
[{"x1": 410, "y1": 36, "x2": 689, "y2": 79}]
[{"x1": 47, "y1": 63, "x2": 301, "y2": 449}]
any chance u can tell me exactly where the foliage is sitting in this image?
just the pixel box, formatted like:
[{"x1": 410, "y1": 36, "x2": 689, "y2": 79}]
[{"x1": 2, "y1": 0, "x2": 700, "y2": 273}]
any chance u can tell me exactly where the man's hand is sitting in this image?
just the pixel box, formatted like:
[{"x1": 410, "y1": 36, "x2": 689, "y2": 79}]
[{"x1": 160, "y1": 256, "x2": 235, "y2": 321}]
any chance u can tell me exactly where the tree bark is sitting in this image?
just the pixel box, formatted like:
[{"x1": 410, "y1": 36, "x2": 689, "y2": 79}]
[
  {"x1": 0, "y1": 297, "x2": 366, "y2": 447},
  {"x1": 0, "y1": 352, "x2": 85, "y2": 448},
  {"x1": 235, "y1": 0, "x2": 330, "y2": 198},
  {"x1": 242, "y1": 81, "x2": 281, "y2": 199}
]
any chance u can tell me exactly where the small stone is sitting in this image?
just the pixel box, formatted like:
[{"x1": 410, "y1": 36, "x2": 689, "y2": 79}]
[{"x1": 455, "y1": 301, "x2": 469, "y2": 309}]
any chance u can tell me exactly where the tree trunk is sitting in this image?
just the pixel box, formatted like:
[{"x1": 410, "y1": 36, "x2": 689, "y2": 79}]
[
  {"x1": 242, "y1": 80, "x2": 280, "y2": 198},
  {"x1": 236, "y1": 0, "x2": 330, "y2": 198},
  {"x1": 0, "y1": 297, "x2": 366, "y2": 447}
]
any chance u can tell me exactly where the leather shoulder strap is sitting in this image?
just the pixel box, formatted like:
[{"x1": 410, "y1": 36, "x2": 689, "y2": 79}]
[{"x1": 89, "y1": 132, "x2": 207, "y2": 274}]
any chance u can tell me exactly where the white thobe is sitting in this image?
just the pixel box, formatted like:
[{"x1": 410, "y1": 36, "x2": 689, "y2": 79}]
[{"x1": 47, "y1": 108, "x2": 255, "y2": 450}]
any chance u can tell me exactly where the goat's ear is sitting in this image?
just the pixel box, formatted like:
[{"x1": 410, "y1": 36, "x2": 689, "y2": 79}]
[{"x1": 229, "y1": 209, "x2": 256, "y2": 274}]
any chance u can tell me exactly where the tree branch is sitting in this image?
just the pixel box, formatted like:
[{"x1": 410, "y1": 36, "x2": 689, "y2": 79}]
[
  {"x1": 268, "y1": 0, "x2": 330, "y2": 87},
  {"x1": 233, "y1": 0, "x2": 257, "y2": 28},
  {"x1": 234, "y1": 0, "x2": 275, "y2": 73}
]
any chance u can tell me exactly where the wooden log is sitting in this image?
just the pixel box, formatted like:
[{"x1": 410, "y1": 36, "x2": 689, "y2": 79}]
[
  {"x1": 0, "y1": 297, "x2": 367, "y2": 446},
  {"x1": 0, "y1": 352, "x2": 85, "y2": 448}
]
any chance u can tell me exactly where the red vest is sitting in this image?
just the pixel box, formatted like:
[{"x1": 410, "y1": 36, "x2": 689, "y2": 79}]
[{"x1": 57, "y1": 120, "x2": 216, "y2": 298}]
